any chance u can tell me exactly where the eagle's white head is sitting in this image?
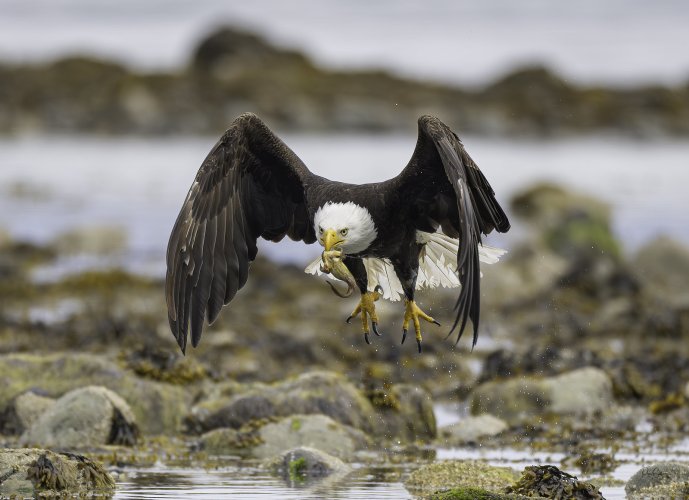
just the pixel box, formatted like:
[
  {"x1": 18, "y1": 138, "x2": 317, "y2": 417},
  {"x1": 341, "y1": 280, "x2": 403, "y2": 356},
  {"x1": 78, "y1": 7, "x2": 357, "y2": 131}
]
[{"x1": 314, "y1": 202, "x2": 377, "y2": 254}]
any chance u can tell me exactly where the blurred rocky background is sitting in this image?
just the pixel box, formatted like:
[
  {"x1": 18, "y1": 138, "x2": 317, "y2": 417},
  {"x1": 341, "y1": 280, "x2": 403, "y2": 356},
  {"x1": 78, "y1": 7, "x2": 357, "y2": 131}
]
[
  {"x1": 1, "y1": 1, "x2": 688, "y2": 498},
  {"x1": 2, "y1": 26, "x2": 689, "y2": 137}
]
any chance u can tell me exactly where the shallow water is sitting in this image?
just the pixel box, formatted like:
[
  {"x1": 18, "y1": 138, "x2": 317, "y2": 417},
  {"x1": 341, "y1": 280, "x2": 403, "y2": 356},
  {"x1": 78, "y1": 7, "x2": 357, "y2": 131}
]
[
  {"x1": 107, "y1": 444, "x2": 662, "y2": 499},
  {"x1": 115, "y1": 465, "x2": 413, "y2": 499},
  {"x1": 109, "y1": 442, "x2": 689, "y2": 499},
  {"x1": 106, "y1": 403, "x2": 689, "y2": 499},
  {"x1": 1, "y1": 134, "x2": 687, "y2": 279}
]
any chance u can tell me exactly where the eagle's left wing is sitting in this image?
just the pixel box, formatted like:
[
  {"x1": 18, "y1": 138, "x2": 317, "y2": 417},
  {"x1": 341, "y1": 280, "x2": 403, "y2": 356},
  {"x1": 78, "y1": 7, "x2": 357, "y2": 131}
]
[{"x1": 393, "y1": 115, "x2": 510, "y2": 347}]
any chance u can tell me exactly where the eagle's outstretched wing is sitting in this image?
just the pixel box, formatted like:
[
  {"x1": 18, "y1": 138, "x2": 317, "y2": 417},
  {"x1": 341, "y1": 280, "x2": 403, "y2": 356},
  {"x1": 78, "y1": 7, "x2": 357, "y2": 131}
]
[
  {"x1": 166, "y1": 113, "x2": 315, "y2": 352},
  {"x1": 395, "y1": 115, "x2": 510, "y2": 347}
]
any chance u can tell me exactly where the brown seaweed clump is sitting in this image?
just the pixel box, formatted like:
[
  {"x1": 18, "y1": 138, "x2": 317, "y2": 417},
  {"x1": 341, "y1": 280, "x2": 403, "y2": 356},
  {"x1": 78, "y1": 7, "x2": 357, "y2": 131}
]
[
  {"x1": 25, "y1": 452, "x2": 114, "y2": 493},
  {"x1": 506, "y1": 465, "x2": 604, "y2": 499}
]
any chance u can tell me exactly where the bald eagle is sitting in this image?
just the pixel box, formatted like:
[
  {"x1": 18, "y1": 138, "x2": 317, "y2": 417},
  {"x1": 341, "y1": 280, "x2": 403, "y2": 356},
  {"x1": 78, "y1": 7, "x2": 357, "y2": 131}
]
[{"x1": 166, "y1": 113, "x2": 510, "y2": 354}]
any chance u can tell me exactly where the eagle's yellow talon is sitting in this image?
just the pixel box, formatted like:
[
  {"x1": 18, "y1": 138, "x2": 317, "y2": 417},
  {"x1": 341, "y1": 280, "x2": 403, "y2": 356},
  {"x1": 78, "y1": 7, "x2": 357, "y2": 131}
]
[
  {"x1": 402, "y1": 300, "x2": 438, "y2": 352},
  {"x1": 348, "y1": 287, "x2": 383, "y2": 343}
]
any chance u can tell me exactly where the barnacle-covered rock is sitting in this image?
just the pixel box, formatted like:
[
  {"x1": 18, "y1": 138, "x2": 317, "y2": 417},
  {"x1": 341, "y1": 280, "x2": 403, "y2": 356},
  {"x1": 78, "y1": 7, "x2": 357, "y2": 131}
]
[{"x1": 0, "y1": 449, "x2": 114, "y2": 497}]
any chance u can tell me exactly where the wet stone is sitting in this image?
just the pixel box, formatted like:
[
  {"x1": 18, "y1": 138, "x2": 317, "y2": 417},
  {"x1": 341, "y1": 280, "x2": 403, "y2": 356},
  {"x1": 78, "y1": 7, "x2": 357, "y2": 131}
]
[
  {"x1": 20, "y1": 385, "x2": 140, "y2": 448},
  {"x1": 266, "y1": 446, "x2": 351, "y2": 481},
  {"x1": 470, "y1": 367, "x2": 613, "y2": 424},
  {"x1": 0, "y1": 390, "x2": 55, "y2": 435},
  {"x1": 252, "y1": 414, "x2": 371, "y2": 459}
]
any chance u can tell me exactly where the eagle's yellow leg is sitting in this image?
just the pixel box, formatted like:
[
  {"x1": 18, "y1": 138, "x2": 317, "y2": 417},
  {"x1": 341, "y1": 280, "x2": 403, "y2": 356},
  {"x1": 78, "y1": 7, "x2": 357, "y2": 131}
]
[
  {"x1": 402, "y1": 300, "x2": 441, "y2": 353},
  {"x1": 346, "y1": 286, "x2": 383, "y2": 344}
]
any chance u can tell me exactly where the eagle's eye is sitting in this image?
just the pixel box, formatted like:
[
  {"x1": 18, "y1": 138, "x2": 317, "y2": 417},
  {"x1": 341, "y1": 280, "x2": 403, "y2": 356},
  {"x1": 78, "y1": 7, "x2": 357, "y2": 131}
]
[
  {"x1": 340, "y1": 228, "x2": 348, "y2": 236},
  {"x1": 318, "y1": 226, "x2": 323, "y2": 234}
]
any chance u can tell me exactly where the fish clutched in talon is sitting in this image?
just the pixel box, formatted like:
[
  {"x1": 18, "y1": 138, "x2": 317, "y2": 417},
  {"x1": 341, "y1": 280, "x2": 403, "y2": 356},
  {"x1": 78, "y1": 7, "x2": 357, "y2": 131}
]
[{"x1": 320, "y1": 249, "x2": 357, "y2": 298}]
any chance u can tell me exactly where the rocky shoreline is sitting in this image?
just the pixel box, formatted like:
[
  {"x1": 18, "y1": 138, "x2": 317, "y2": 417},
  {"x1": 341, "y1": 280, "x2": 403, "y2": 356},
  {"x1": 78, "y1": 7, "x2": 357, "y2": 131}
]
[
  {"x1": 1, "y1": 26, "x2": 688, "y2": 138},
  {"x1": 1, "y1": 183, "x2": 689, "y2": 497}
]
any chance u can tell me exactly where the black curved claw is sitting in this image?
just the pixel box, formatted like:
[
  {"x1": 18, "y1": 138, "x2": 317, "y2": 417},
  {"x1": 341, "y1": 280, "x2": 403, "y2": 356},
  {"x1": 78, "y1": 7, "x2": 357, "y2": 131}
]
[
  {"x1": 417, "y1": 339, "x2": 423, "y2": 353},
  {"x1": 374, "y1": 285, "x2": 384, "y2": 295},
  {"x1": 346, "y1": 315, "x2": 353, "y2": 324},
  {"x1": 432, "y1": 320, "x2": 441, "y2": 327},
  {"x1": 364, "y1": 332, "x2": 371, "y2": 345},
  {"x1": 401, "y1": 329, "x2": 407, "y2": 345},
  {"x1": 372, "y1": 322, "x2": 381, "y2": 336}
]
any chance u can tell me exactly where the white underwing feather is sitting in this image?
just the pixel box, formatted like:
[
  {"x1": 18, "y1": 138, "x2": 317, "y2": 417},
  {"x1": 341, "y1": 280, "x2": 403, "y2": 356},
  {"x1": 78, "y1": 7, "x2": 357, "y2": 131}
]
[{"x1": 305, "y1": 230, "x2": 506, "y2": 302}]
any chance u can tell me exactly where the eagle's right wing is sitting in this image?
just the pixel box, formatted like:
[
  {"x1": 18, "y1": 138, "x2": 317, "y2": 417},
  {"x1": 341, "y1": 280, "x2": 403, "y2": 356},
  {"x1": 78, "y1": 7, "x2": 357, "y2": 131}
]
[
  {"x1": 394, "y1": 116, "x2": 510, "y2": 347},
  {"x1": 166, "y1": 113, "x2": 315, "y2": 353}
]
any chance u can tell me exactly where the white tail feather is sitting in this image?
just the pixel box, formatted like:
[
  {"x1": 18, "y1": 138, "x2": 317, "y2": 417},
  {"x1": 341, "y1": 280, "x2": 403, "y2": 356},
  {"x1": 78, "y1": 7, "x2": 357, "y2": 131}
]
[{"x1": 304, "y1": 231, "x2": 506, "y2": 301}]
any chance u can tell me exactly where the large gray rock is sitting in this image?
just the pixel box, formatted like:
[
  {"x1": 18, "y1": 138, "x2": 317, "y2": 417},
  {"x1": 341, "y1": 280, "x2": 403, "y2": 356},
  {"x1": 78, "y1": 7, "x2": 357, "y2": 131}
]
[
  {"x1": 439, "y1": 414, "x2": 508, "y2": 445},
  {"x1": 510, "y1": 183, "x2": 620, "y2": 260},
  {"x1": 20, "y1": 385, "x2": 139, "y2": 448},
  {"x1": 0, "y1": 353, "x2": 191, "y2": 435},
  {"x1": 201, "y1": 414, "x2": 371, "y2": 459},
  {"x1": 0, "y1": 448, "x2": 114, "y2": 498},
  {"x1": 625, "y1": 463, "x2": 689, "y2": 499},
  {"x1": 470, "y1": 367, "x2": 613, "y2": 424},
  {"x1": 255, "y1": 414, "x2": 370, "y2": 459},
  {"x1": 0, "y1": 391, "x2": 55, "y2": 434},
  {"x1": 187, "y1": 371, "x2": 436, "y2": 442}
]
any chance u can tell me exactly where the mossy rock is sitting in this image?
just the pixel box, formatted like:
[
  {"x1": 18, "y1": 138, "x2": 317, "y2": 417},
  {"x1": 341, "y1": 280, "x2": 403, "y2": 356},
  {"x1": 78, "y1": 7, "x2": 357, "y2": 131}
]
[
  {"x1": 121, "y1": 345, "x2": 208, "y2": 384},
  {"x1": 0, "y1": 448, "x2": 114, "y2": 497},
  {"x1": 265, "y1": 446, "x2": 351, "y2": 481},
  {"x1": 626, "y1": 462, "x2": 689, "y2": 499},
  {"x1": 253, "y1": 414, "x2": 371, "y2": 459},
  {"x1": 510, "y1": 183, "x2": 620, "y2": 260},
  {"x1": 405, "y1": 460, "x2": 520, "y2": 495},
  {"x1": 429, "y1": 487, "x2": 530, "y2": 500},
  {"x1": 187, "y1": 370, "x2": 435, "y2": 443},
  {"x1": 0, "y1": 391, "x2": 55, "y2": 435},
  {"x1": 572, "y1": 450, "x2": 617, "y2": 476}
]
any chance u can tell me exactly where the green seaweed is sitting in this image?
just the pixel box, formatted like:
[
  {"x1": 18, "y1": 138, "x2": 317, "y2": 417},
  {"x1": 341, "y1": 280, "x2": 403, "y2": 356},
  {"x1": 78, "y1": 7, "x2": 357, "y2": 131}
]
[{"x1": 288, "y1": 457, "x2": 307, "y2": 482}]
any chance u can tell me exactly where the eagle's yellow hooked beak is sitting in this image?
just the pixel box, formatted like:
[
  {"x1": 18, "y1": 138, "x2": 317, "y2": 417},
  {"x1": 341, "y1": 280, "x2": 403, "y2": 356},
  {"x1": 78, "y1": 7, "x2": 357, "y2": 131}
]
[{"x1": 322, "y1": 229, "x2": 343, "y2": 251}]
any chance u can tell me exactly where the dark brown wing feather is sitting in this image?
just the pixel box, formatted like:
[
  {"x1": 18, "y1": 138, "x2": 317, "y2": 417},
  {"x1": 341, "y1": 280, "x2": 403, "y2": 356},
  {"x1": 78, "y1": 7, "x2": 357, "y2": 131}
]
[
  {"x1": 166, "y1": 113, "x2": 315, "y2": 353},
  {"x1": 396, "y1": 115, "x2": 510, "y2": 347}
]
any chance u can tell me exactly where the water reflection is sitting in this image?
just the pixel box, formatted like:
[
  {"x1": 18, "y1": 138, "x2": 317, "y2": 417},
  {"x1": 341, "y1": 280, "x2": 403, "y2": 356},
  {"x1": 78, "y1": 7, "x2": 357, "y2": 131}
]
[{"x1": 115, "y1": 464, "x2": 414, "y2": 499}]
